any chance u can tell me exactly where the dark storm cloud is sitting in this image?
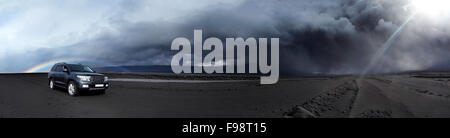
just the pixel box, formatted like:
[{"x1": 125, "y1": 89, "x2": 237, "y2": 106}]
[{"x1": 2, "y1": 0, "x2": 450, "y2": 74}]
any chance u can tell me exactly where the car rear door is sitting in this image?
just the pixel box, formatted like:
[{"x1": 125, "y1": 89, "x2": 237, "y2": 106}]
[{"x1": 54, "y1": 65, "x2": 63, "y2": 85}]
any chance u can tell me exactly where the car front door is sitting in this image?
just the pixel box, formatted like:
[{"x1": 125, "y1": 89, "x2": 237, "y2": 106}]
[{"x1": 61, "y1": 65, "x2": 70, "y2": 86}]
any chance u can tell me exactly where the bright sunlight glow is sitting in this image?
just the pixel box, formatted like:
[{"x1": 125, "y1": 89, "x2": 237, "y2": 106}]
[{"x1": 412, "y1": 0, "x2": 450, "y2": 16}]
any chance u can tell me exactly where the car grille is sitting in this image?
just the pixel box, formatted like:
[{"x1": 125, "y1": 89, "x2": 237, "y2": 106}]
[{"x1": 92, "y1": 76, "x2": 104, "y2": 83}]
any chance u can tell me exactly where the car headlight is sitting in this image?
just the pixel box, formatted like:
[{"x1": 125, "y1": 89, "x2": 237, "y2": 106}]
[
  {"x1": 77, "y1": 75, "x2": 91, "y2": 82},
  {"x1": 104, "y1": 76, "x2": 108, "y2": 82}
]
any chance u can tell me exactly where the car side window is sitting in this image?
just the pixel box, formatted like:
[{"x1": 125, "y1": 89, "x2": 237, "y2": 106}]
[
  {"x1": 51, "y1": 66, "x2": 57, "y2": 71},
  {"x1": 55, "y1": 65, "x2": 62, "y2": 72}
]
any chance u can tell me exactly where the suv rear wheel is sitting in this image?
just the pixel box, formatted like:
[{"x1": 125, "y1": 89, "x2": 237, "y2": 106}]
[
  {"x1": 67, "y1": 81, "x2": 79, "y2": 96},
  {"x1": 49, "y1": 79, "x2": 55, "y2": 90}
]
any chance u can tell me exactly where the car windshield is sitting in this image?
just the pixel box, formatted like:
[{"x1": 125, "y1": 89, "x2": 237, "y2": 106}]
[{"x1": 68, "y1": 65, "x2": 94, "y2": 73}]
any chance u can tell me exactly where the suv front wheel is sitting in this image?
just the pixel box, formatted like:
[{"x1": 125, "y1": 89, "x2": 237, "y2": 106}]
[
  {"x1": 67, "y1": 81, "x2": 79, "y2": 96},
  {"x1": 49, "y1": 79, "x2": 55, "y2": 90}
]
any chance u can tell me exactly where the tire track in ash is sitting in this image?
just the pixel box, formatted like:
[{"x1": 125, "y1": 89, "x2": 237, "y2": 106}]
[
  {"x1": 284, "y1": 79, "x2": 360, "y2": 118},
  {"x1": 394, "y1": 77, "x2": 450, "y2": 100},
  {"x1": 349, "y1": 79, "x2": 391, "y2": 118},
  {"x1": 369, "y1": 76, "x2": 450, "y2": 117},
  {"x1": 350, "y1": 78, "x2": 414, "y2": 118}
]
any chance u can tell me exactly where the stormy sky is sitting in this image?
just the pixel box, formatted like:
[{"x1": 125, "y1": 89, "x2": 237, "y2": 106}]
[{"x1": 0, "y1": 0, "x2": 449, "y2": 74}]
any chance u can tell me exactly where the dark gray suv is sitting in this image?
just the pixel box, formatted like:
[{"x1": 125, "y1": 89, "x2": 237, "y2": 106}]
[{"x1": 48, "y1": 62, "x2": 109, "y2": 96}]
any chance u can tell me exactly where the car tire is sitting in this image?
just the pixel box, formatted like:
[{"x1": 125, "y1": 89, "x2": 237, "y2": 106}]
[
  {"x1": 67, "y1": 81, "x2": 79, "y2": 96},
  {"x1": 49, "y1": 79, "x2": 55, "y2": 90}
]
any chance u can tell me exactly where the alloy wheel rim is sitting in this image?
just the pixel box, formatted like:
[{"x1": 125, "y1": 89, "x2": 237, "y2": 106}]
[{"x1": 68, "y1": 84, "x2": 75, "y2": 95}]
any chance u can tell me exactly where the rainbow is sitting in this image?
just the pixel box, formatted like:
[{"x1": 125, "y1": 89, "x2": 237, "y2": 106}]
[{"x1": 23, "y1": 57, "x2": 128, "y2": 73}]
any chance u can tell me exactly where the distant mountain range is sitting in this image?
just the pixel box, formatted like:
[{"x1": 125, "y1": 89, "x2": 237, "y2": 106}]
[
  {"x1": 90, "y1": 63, "x2": 450, "y2": 76},
  {"x1": 92, "y1": 65, "x2": 173, "y2": 73}
]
